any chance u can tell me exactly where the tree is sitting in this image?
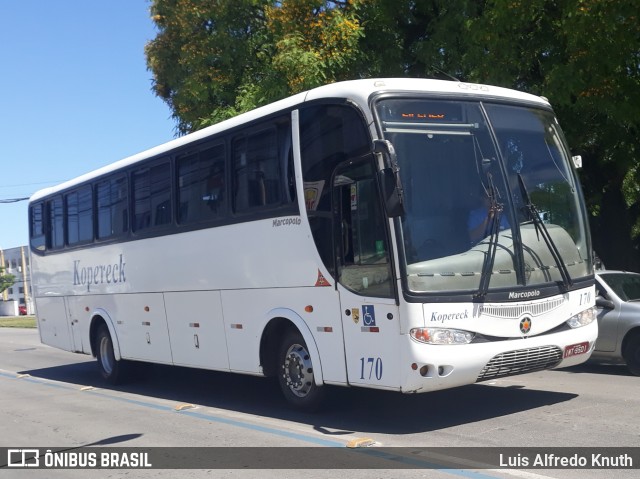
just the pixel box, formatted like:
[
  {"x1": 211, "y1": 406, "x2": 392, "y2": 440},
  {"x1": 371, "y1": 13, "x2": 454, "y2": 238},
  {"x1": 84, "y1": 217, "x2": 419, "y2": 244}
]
[
  {"x1": 146, "y1": 0, "x2": 366, "y2": 133},
  {"x1": 146, "y1": 0, "x2": 273, "y2": 133},
  {"x1": 265, "y1": 0, "x2": 363, "y2": 92},
  {"x1": 355, "y1": 0, "x2": 480, "y2": 79},
  {"x1": 0, "y1": 267, "x2": 15, "y2": 296}
]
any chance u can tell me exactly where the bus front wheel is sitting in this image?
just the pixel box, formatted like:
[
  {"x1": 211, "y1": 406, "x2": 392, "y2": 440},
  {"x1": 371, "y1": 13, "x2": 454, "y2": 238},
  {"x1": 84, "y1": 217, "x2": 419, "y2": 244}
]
[
  {"x1": 96, "y1": 325, "x2": 127, "y2": 384},
  {"x1": 277, "y1": 330, "x2": 325, "y2": 411}
]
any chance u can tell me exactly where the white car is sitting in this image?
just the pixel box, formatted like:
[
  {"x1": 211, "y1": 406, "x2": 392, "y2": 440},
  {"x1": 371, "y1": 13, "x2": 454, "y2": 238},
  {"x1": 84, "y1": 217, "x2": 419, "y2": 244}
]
[{"x1": 592, "y1": 271, "x2": 640, "y2": 375}]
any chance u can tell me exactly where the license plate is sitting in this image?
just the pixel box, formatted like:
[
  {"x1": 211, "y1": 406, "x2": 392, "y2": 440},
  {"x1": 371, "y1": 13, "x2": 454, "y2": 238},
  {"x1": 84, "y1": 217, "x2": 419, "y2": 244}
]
[{"x1": 564, "y1": 341, "x2": 590, "y2": 358}]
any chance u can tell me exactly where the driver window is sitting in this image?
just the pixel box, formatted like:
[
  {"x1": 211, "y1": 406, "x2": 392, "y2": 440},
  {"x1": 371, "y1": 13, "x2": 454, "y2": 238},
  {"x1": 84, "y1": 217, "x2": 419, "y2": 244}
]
[{"x1": 334, "y1": 160, "x2": 393, "y2": 298}]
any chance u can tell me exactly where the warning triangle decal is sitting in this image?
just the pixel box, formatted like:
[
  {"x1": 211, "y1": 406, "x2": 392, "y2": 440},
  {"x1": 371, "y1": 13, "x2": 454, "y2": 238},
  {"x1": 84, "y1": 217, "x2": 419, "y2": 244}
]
[{"x1": 315, "y1": 269, "x2": 331, "y2": 287}]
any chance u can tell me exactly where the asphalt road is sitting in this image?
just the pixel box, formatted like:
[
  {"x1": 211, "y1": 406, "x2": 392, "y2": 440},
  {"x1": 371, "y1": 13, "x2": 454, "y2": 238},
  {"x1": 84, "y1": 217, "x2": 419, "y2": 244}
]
[{"x1": 0, "y1": 327, "x2": 638, "y2": 479}]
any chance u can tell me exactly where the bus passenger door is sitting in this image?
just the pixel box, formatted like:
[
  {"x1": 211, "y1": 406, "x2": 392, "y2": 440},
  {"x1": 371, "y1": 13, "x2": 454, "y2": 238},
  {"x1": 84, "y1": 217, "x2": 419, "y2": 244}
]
[{"x1": 333, "y1": 159, "x2": 401, "y2": 390}]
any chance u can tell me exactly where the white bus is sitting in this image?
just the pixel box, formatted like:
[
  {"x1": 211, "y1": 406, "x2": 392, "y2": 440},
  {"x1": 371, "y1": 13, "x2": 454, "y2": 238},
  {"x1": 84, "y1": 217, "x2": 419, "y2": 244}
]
[{"x1": 29, "y1": 78, "x2": 597, "y2": 410}]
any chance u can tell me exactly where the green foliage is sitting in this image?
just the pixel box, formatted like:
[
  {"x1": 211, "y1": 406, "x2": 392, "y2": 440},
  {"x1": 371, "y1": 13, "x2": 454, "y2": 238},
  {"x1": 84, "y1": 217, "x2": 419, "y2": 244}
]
[
  {"x1": 146, "y1": 0, "x2": 640, "y2": 268},
  {"x1": 146, "y1": 0, "x2": 365, "y2": 133},
  {"x1": 356, "y1": 0, "x2": 480, "y2": 79},
  {"x1": 0, "y1": 267, "x2": 15, "y2": 295},
  {"x1": 146, "y1": 0, "x2": 273, "y2": 133},
  {"x1": 266, "y1": 0, "x2": 364, "y2": 91}
]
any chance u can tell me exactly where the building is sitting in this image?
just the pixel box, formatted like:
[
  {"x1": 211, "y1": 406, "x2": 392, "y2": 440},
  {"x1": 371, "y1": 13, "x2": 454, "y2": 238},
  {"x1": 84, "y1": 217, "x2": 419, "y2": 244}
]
[{"x1": 1, "y1": 245, "x2": 33, "y2": 315}]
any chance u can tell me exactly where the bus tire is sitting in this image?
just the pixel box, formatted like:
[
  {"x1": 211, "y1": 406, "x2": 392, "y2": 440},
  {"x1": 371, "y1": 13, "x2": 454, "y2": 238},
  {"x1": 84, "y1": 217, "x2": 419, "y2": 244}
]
[
  {"x1": 96, "y1": 325, "x2": 127, "y2": 384},
  {"x1": 623, "y1": 333, "x2": 640, "y2": 376},
  {"x1": 277, "y1": 330, "x2": 325, "y2": 411}
]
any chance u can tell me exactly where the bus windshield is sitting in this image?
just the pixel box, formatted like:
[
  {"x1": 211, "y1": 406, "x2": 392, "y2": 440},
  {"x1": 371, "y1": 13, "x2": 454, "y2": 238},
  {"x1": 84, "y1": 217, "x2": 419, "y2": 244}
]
[{"x1": 375, "y1": 98, "x2": 591, "y2": 294}]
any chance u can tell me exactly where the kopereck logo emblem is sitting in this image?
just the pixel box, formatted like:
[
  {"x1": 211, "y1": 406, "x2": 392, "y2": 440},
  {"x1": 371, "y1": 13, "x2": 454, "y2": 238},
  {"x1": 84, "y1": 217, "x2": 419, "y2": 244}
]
[{"x1": 519, "y1": 317, "x2": 532, "y2": 335}]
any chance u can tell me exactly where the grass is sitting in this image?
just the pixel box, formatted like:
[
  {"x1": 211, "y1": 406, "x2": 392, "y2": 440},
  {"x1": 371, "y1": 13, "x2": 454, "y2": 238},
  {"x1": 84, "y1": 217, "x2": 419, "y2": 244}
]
[{"x1": 0, "y1": 316, "x2": 37, "y2": 328}]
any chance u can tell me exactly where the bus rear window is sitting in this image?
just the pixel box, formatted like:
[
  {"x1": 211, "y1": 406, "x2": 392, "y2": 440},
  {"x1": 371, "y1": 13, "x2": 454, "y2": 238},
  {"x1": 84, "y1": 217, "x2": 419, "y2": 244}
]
[{"x1": 29, "y1": 202, "x2": 46, "y2": 252}]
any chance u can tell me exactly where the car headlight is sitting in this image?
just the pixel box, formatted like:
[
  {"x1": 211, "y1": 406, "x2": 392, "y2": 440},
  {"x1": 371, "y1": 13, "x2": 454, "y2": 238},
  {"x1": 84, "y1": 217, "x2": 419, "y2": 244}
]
[
  {"x1": 566, "y1": 306, "x2": 597, "y2": 328},
  {"x1": 410, "y1": 327, "x2": 475, "y2": 344}
]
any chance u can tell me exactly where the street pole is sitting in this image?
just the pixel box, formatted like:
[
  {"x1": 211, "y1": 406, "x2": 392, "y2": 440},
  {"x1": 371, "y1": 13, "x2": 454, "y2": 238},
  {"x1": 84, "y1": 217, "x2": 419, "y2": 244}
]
[
  {"x1": 21, "y1": 246, "x2": 30, "y2": 314},
  {"x1": 0, "y1": 248, "x2": 7, "y2": 302}
]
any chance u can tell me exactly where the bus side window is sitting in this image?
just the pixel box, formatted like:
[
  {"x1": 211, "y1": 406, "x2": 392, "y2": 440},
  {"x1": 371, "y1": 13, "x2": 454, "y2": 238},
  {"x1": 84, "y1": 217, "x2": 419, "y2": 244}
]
[
  {"x1": 300, "y1": 103, "x2": 371, "y2": 280},
  {"x1": 233, "y1": 127, "x2": 280, "y2": 212},
  {"x1": 132, "y1": 161, "x2": 172, "y2": 232},
  {"x1": 47, "y1": 196, "x2": 64, "y2": 250},
  {"x1": 65, "y1": 185, "x2": 93, "y2": 245},
  {"x1": 177, "y1": 143, "x2": 226, "y2": 224},
  {"x1": 96, "y1": 175, "x2": 128, "y2": 240}
]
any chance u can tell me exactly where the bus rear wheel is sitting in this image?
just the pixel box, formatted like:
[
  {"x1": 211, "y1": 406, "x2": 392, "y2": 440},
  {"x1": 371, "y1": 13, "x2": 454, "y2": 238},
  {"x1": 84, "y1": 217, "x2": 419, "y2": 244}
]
[
  {"x1": 96, "y1": 325, "x2": 127, "y2": 384},
  {"x1": 277, "y1": 330, "x2": 325, "y2": 411}
]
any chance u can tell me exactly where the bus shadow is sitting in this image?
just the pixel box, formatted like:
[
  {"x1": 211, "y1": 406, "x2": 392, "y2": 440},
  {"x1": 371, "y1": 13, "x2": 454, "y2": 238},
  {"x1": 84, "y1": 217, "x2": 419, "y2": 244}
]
[
  {"x1": 21, "y1": 361, "x2": 578, "y2": 435},
  {"x1": 555, "y1": 362, "x2": 633, "y2": 377}
]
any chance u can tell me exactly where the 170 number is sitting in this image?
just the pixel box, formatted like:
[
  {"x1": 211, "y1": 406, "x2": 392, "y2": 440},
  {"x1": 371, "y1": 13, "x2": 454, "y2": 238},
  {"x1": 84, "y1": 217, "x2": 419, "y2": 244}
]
[
  {"x1": 359, "y1": 357, "x2": 383, "y2": 380},
  {"x1": 579, "y1": 291, "x2": 592, "y2": 306}
]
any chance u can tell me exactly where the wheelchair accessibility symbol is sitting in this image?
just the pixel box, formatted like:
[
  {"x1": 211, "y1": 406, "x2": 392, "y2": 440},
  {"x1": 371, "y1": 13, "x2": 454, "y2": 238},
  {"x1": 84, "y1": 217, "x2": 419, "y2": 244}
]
[{"x1": 362, "y1": 305, "x2": 376, "y2": 326}]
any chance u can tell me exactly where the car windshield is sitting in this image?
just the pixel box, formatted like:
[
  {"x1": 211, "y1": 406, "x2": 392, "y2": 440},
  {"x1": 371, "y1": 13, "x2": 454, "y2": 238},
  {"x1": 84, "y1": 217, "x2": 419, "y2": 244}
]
[
  {"x1": 375, "y1": 98, "x2": 591, "y2": 294},
  {"x1": 599, "y1": 273, "x2": 640, "y2": 301}
]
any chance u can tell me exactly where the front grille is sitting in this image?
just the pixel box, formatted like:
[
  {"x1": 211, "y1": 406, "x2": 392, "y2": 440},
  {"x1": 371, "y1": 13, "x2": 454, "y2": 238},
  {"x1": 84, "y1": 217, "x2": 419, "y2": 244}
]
[
  {"x1": 480, "y1": 296, "x2": 564, "y2": 319},
  {"x1": 476, "y1": 346, "x2": 563, "y2": 381}
]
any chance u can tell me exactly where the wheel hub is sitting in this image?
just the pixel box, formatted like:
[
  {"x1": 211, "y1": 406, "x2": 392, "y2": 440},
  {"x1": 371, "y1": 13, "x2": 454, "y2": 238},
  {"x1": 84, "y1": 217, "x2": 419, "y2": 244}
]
[{"x1": 282, "y1": 344, "x2": 313, "y2": 397}]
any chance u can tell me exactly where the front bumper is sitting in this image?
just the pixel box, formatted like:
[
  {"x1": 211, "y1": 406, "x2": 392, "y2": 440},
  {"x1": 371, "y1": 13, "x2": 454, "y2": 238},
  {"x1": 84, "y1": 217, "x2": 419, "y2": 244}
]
[{"x1": 400, "y1": 319, "x2": 597, "y2": 393}]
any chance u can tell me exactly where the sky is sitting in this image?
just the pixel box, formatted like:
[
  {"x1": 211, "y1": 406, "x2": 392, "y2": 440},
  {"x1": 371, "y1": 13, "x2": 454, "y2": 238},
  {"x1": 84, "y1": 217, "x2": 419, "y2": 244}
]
[{"x1": 0, "y1": 1, "x2": 176, "y2": 250}]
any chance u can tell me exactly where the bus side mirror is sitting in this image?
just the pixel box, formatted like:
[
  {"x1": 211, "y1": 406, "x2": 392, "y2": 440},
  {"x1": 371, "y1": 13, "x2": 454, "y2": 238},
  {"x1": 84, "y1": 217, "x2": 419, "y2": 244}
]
[
  {"x1": 379, "y1": 168, "x2": 404, "y2": 218},
  {"x1": 373, "y1": 140, "x2": 404, "y2": 218}
]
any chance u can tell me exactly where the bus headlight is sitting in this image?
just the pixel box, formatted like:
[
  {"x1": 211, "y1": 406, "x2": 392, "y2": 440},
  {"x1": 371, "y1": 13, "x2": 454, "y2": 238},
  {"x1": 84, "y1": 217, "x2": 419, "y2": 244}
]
[
  {"x1": 410, "y1": 328, "x2": 475, "y2": 345},
  {"x1": 566, "y1": 306, "x2": 597, "y2": 328}
]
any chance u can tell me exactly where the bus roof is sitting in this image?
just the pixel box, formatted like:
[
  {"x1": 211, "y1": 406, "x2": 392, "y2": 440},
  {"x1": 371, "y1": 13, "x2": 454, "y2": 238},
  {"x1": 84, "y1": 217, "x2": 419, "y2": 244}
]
[{"x1": 30, "y1": 78, "x2": 549, "y2": 202}]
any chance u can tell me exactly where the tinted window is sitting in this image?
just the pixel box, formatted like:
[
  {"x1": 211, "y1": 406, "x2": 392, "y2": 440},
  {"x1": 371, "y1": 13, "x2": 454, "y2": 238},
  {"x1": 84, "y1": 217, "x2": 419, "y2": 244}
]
[
  {"x1": 333, "y1": 160, "x2": 393, "y2": 298},
  {"x1": 600, "y1": 273, "x2": 640, "y2": 301},
  {"x1": 133, "y1": 162, "x2": 172, "y2": 231},
  {"x1": 47, "y1": 196, "x2": 64, "y2": 249},
  {"x1": 300, "y1": 104, "x2": 371, "y2": 277},
  {"x1": 66, "y1": 185, "x2": 93, "y2": 245},
  {"x1": 300, "y1": 104, "x2": 371, "y2": 179},
  {"x1": 97, "y1": 174, "x2": 129, "y2": 239},
  {"x1": 232, "y1": 127, "x2": 281, "y2": 211},
  {"x1": 30, "y1": 202, "x2": 46, "y2": 251},
  {"x1": 178, "y1": 144, "x2": 226, "y2": 224}
]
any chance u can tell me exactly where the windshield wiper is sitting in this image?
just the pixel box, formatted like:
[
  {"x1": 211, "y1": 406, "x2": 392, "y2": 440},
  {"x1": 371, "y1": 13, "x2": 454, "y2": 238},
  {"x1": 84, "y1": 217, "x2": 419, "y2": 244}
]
[
  {"x1": 517, "y1": 173, "x2": 572, "y2": 290},
  {"x1": 475, "y1": 174, "x2": 503, "y2": 299}
]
